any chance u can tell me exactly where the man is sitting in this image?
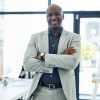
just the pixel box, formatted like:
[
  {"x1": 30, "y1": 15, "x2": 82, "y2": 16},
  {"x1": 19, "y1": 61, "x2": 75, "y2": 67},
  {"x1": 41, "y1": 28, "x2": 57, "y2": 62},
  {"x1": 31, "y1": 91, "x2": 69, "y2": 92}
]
[{"x1": 23, "y1": 4, "x2": 80, "y2": 100}]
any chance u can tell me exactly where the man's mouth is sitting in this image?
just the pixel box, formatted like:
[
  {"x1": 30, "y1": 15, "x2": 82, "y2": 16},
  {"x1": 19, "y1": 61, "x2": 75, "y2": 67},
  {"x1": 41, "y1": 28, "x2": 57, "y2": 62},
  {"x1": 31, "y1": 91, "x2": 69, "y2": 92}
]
[{"x1": 51, "y1": 21, "x2": 57, "y2": 25}]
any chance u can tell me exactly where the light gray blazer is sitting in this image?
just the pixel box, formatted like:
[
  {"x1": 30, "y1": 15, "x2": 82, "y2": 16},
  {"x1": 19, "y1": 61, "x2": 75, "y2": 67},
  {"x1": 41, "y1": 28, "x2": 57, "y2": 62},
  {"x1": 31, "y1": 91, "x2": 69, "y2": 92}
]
[{"x1": 23, "y1": 29, "x2": 81, "y2": 100}]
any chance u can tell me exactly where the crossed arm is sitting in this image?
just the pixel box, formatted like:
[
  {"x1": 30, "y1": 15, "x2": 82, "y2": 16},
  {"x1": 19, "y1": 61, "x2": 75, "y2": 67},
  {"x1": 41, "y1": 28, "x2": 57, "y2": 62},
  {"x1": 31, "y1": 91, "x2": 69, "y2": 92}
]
[
  {"x1": 23, "y1": 33, "x2": 80, "y2": 73},
  {"x1": 23, "y1": 46, "x2": 77, "y2": 73},
  {"x1": 36, "y1": 46, "x2": 76, "y2": 61}
]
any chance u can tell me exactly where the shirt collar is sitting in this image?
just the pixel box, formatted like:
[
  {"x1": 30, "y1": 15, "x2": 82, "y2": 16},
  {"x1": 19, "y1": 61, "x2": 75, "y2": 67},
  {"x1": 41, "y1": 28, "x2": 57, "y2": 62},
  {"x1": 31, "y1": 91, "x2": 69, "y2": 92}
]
[{"x1": 49, "y1": 27, "x2": 63, "y2": 37}]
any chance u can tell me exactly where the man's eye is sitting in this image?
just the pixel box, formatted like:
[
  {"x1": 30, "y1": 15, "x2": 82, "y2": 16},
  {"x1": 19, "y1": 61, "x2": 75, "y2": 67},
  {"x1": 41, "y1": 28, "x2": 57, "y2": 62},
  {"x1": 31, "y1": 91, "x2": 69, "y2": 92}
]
[
  {"x1": 56, "y1": 13, "x2": 61, "y2": 16},
  {"x1": 48, "y1": 14, "x2": 52, "y2": 17},
  {"x1": 47, "y1": 13, "x2": 61, "y2": 17}
]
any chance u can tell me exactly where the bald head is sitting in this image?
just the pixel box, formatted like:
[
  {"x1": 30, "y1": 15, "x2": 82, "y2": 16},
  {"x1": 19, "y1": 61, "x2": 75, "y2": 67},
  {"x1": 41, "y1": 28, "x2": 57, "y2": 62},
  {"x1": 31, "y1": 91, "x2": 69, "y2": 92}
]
[{"x1": 46, "y1": 4, "x2": 63, "y2": 13}]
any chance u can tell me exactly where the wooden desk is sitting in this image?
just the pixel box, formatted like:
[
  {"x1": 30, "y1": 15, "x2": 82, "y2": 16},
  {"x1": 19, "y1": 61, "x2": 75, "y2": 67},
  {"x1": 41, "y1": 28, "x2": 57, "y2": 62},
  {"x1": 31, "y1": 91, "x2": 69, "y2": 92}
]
[{"x1": 0, "y1": 78, "x2": 32, "y2": 100}]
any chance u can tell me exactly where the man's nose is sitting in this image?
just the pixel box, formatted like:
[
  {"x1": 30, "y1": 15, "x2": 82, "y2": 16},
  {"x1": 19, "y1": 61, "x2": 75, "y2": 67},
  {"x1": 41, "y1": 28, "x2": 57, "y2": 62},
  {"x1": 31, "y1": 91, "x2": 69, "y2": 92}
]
[{"x1": 51, "y1": 15, "x2": 57, "y2": 20}]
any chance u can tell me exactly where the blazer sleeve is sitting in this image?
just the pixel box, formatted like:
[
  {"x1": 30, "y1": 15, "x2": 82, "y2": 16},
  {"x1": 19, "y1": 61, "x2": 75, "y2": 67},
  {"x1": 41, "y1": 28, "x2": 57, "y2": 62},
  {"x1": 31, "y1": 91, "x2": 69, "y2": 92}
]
[
  {"x1": 45, "y1": 33, "x2": 81, "y2": 70},
  {"x1": 23, "y1": 34, "x2": 53, "y2": 73}
]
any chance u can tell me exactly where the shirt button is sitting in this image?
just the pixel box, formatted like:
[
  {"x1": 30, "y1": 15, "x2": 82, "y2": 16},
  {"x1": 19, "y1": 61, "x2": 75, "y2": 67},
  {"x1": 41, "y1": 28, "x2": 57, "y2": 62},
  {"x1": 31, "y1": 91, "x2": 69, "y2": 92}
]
[
  {"x1": 50, "y1": 75, "x2": 52, "y2": 78},
  {"x1": 52, "y1": 45, "x2": 55, "y2": 46}
]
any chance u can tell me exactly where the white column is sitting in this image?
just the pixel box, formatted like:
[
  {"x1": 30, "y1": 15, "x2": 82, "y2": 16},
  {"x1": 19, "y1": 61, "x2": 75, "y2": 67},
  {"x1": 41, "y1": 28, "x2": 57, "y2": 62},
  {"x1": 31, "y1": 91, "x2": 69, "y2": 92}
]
[
  {"x1": 97, "y1": 50, "x2": 100, "y2": 80},
  {"x1": 0, "y1": 48, "x2": 3, "y2": 79}
]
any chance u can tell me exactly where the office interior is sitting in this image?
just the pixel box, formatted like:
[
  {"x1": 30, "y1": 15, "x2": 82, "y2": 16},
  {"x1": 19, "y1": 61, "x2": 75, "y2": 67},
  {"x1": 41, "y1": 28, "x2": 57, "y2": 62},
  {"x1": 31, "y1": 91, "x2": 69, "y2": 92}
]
[{"x1": 0, "y1": 0, "x2": 100, "y2": 100}]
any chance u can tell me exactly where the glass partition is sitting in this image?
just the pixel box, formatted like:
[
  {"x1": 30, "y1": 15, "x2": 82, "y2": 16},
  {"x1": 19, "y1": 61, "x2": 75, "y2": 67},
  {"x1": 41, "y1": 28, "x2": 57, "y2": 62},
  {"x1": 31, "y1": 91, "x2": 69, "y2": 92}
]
[
  {"x1": 51, "y1": 0, "x2": 100, "y2": 11},
  {"x1": 80, "y1": 18, "x2": 100, "y2": 99}
]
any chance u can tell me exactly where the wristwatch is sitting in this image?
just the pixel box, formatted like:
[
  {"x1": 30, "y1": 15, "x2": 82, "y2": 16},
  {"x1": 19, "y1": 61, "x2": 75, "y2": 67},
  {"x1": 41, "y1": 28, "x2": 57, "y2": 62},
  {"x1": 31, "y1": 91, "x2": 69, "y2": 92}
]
[{"x1": 40, "y1": 53, "x2": 45, "y2": 60}]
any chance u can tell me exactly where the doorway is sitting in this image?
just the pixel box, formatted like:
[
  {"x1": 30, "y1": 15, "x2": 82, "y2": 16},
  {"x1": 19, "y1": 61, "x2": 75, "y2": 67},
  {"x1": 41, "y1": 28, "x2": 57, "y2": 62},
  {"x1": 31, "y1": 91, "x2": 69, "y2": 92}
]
[{"x1": 74, "y1": 11, "x2": 100, "y2": 100}]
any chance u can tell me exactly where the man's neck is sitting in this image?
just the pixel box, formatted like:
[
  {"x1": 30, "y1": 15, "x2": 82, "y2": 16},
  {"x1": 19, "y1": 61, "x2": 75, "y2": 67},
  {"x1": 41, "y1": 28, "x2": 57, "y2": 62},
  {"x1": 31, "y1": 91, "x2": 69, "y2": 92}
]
[{"x1": 50, "y1": 27, "x2": 62, "y2": 36}]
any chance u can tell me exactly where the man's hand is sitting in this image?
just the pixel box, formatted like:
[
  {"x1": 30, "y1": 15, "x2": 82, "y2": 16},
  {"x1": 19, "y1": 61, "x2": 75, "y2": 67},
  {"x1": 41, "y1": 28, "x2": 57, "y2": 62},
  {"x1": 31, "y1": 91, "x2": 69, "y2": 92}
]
[
  {"x1": 36, "y1": 54, "x2": 41, "y2": 60},
  {"x1": 36, "y1": 53, "x2": 45, "y2": 60},
  {"x1": 63, "y1": 46, "x2": 76, "y2": 55},
  {"x1": 35, "y1": 46, "x2": 76, "y2": 60}
]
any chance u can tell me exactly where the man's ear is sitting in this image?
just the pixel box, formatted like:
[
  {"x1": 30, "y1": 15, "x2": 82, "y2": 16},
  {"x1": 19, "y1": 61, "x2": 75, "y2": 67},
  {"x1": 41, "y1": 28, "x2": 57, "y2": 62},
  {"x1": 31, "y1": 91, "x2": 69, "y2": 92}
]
[
  {"x1": 63, "y1": 13, "x2": 64, "y2": 19},
  {"x1": 61, "y1": 12, "x2": 64, "y2": 20}
]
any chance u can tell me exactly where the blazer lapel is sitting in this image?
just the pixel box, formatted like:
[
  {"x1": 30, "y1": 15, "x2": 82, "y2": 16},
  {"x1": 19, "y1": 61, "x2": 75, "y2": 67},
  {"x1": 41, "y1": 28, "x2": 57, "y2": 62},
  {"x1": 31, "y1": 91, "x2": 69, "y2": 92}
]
[
  {"x1": 42, "y1": 31, "x2": 49, "y2": 53},
  {"x1": 57, "y1": 30, "x2": 67, "y2": 54}
]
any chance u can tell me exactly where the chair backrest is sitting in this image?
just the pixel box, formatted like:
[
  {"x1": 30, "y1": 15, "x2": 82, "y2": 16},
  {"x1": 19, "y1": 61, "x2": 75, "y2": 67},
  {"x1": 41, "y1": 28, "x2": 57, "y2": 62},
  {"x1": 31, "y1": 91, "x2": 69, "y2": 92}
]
[
  {"x1": 19, "y1": 66, "x2": 34, "y2": 79},
  {"x1": 19, "y1": 67, "x2": 26, "y2": 78}
]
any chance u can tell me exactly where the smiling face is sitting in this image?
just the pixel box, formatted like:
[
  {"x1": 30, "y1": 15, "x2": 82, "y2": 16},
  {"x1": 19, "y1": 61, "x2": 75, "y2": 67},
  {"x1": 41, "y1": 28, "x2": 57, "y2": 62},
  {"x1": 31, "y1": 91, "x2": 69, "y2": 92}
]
[{"x1": 46, "y1": 4, "x2": 64, "y2": 30}]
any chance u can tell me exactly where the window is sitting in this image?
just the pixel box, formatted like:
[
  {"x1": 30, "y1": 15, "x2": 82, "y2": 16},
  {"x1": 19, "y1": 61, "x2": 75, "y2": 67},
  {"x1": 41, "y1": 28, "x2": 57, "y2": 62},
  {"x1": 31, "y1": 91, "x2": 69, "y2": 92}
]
[
  {"x1": 51, "y1": 0, "x2": 100, "y2": 11},
  {"x1": 80, "y1": 17, "x2": 100, "y2": 99},
  {"x1": 4, "y1": 0, "x2": 48, "y2": 11}
]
